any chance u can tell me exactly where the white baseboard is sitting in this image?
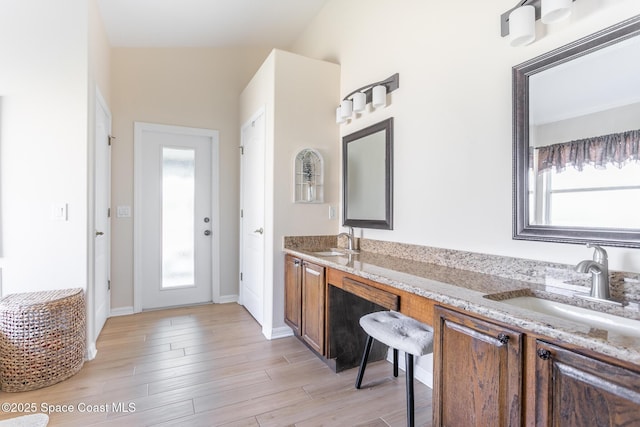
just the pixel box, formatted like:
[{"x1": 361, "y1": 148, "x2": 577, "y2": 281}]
[
  {"x1": 265, "y1": 325, "x2": 294, "y2": 340},
  {"x1": 86, "y1": 343, "x2": 98, "y2": 361},
  {"x1": 386, "y1": 350, "x2": 433, "y2": 389},
  {"x1": 110, "y1": 306, "x2": 134, "y2": 317},
  {"x1": 414, "y1": 362, "x2": 433, "y2": 389},
  {"x1": 110, "y1": 299, "x2": 238, "y2": 317},
  {"x1": 214, "y1": 294, "x2": 238, "y2": 304}
]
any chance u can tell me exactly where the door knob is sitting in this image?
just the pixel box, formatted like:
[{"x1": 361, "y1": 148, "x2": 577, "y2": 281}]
[
  {"x1": 204, "y1": 230, "x2": 212, "y2": 236},
  {"x1": 95, "y1": 231, "x2": 104, "y2": 236},
  {"x1": 254, "y1": 227, "x2": 264, "y2": 234}
]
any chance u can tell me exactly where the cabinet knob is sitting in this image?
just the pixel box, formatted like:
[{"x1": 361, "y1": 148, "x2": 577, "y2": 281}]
[
  {"x1": 497, "y1": 333, "x2": 510, "y2": 344},
  {"x1": 294, "y1": 260, "x2": 300, "y2": 266},
  {"x1": 537, "y1": 348, "x2": 552, "y2": 360}
]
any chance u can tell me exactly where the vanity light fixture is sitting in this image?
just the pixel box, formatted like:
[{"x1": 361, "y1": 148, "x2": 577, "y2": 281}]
[
  {"x1": 336, "y1": 73, "x2": 399, "y2": 124},
  {"x1": 372, "y1": 85, "x2": 387, "y2": 108},
  {"x1": 340, "y1": 99, "x2": 353, "y2": 118},
  {"x1": 352, "y1": 91, "x2": 366, "y2": 113},
  {"x1": 501, "y1": 0, "x2": 575, "y2": 46},
  {"x1": 541, "y1": 0, "x2": 573, "y2": 23},
  {"x1": 509, "y1": 5, "x2": 536, "y2": 46}
]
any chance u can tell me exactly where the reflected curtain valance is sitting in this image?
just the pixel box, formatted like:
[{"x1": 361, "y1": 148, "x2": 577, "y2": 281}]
[{"x1": 536, "y1": 129, "x2": 640, "y2": 173}]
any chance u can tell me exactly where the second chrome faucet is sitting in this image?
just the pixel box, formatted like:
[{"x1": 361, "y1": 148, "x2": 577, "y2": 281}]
[{"x1": 338, "y1": 226, "x2": 357, "y2": 252}]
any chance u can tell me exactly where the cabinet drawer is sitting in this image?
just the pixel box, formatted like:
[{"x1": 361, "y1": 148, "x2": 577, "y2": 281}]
[{"x1": 327, "y1": 268, "x2": 434, "y2": 326}]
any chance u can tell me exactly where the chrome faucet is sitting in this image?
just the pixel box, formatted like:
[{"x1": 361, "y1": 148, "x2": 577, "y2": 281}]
[
  {"x1": 575, "y1": 243, "x2": 619, "y2": 305},
  {"x1": 338, "y1": 226, "x2": 356, "y2": 252}
]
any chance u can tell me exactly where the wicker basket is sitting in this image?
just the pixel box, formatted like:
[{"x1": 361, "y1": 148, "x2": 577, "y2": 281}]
[{"x1": 0, "y1": 288, "x2": 86, "y2": 392}]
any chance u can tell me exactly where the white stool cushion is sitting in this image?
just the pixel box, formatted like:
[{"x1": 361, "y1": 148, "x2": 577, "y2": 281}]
[
  {"x1": 360, "y1": 311, "x2": 434, "y2": 357},
  {"x1": 0, "y1": 414, "x2": 49, "y2": 427}
]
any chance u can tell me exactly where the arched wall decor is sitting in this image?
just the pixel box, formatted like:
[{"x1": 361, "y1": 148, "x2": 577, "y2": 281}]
[{"x1": 294, "y1": 148, "x2": 324, "y2": 203}]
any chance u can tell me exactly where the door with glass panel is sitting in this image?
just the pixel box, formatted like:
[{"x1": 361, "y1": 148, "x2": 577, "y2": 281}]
[{"x1": 137, "y1": 124, "x2": 215, "y2": 310}]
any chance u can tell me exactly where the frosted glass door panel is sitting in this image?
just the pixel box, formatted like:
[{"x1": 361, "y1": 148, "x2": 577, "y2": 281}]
[{"x1": 162, "y1": 147, "x2": 195, "y2": 288}]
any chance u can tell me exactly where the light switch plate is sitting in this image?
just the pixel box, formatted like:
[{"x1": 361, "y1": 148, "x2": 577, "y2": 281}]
[
  {"x1": 52, "y1": 203, "x2": 68, "y2": 221},
  {"x1": 117, "y1": 205, "x2": 131, "y2": 218}
]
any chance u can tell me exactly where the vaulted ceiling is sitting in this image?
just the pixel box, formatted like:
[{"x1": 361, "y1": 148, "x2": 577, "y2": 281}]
[{"x1": 97, "y1": 0, "x2": 330, "y2": 47}]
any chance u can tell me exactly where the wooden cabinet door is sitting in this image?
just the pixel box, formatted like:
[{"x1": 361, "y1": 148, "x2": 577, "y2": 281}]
[
  {"x1": 534, "y1": 340, "x2": 640, "y2": 427},
  {"x1": 302, "y1": 261, "x2": 325, "y2": 355},
  {"x1": 284, "y1": 255, "x2": 302, "y2": 336},
  {"x1": 433, "y1": 306, "x2": 523, "y2": 427}
]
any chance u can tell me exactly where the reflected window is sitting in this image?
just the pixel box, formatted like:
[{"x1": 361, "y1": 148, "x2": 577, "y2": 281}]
[{"x1": 534, "y1": 163, "x2": 640, "y2": 228}]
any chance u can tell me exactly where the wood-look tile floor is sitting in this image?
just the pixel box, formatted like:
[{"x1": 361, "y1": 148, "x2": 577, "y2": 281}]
[{"x1": 0, "y1": 303, "x2": 432, "y2": 426}]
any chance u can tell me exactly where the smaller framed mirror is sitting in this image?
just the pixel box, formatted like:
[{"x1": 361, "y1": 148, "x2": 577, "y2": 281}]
[{"x1": 343, "y1": 118, "x2": 393, "y2": 229}]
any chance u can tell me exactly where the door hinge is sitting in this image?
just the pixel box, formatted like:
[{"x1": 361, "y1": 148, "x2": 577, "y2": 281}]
[
  {"x1": 239, "y1": 145, "x2": 244, "y2": 155},
  {"x1": 107, "y1": 207, "x2": 111, "y2": 218},
  {"x1": 240, "y1": 209, "x2": 243, "y2": 218},
  {"x1": 240, "y1": 272, "x2": 243, "y2": 281},
  {"x1": 108, "y1": 279, "x2": 111, "y2": 290},
  {"x1": 108, "y1": 135, "x2": 116, "y2": 146}
]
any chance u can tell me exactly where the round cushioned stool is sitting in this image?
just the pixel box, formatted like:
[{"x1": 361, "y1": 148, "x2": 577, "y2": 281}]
[{"x1": 355, "y1": 311, "x2": 434, "y2": 427}]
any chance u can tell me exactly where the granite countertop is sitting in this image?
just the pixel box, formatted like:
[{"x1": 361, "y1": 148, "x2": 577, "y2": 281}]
[{"x1": 283, "y1": 246, "x2": 640, "y2": 366}]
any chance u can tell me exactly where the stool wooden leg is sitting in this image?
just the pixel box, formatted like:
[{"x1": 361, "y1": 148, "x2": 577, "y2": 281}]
[
  {"x1": 393, "y1": 348, "x2": 399, "y2": 377},
  {"x1": 355, "y1": 335, "x2": 374, "y2": 389},
  {"x1": 405, "y1": 353, "x2": 415, "y2": 427}
]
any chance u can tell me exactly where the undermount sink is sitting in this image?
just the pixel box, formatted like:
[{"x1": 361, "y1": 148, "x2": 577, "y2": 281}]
[
  {"x1": 501, "y1": 296, "x2": 640, "y2": 338},
  {"x1": 311, "y1": 250, "x2": 346, "y2": 257}
]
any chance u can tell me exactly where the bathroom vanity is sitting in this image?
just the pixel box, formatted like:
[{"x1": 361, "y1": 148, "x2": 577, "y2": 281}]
[
  {"x1": 280, "y1": 15, "x2": 640, "y2": 427},
  {"x1": 283, "y1": 238, "x2": 640, "y2": 426}
]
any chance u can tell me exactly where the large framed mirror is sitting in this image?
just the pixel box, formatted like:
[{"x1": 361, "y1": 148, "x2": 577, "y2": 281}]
[
  {"x1": 513, "y1": 15, "x2": 640, "y2": 248},
  {"x1": 343, "y1": 118, "x2": 393, "y2": 229}
]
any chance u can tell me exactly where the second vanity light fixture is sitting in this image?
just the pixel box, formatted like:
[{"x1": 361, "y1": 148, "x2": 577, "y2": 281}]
[
  {"x1": 336, "y1": 73, "x2": 399, "y2": 124},
  {"x1": 501, "y1": 0, "x2": 575, "y2": 47}
]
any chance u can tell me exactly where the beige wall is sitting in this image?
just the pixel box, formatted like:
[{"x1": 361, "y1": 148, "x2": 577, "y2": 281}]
[
  {"x1": 110, "y1": 47, "x2": 270, "y2": 310},
  {"x1": 291, "y1": 0, "x2": 640, "y2": 273}
]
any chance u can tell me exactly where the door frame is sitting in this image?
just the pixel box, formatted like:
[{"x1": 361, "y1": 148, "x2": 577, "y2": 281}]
[{"x1": 133, "y1": 122, "x2": 220, "y2": 313}]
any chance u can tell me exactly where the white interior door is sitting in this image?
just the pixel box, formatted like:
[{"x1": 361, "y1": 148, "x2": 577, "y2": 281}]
[
  {"x1": 94, "y1": 90, "x2": 111, "y2": 338},
  {"x1": 240, "y1": 110, "x2": 266, "y2": 324},
  {"x1": 136, "y1": 123, "x2": 217, "y2": 310}
]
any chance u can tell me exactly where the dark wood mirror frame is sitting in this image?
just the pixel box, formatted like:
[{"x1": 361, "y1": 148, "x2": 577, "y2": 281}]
[
  {"x1": 343, "y1": 118, "x2": 393, "y2": 230},
  {"x1": 513, "y1": 15, "x2": 640, "y2": 248}
]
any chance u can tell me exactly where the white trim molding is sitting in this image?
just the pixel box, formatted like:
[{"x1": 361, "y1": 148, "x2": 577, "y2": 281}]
[
  {"x1": 110, "y1": 306, "x2": 135, "y2": 317},
  {"x1": 267, "y1": 325, "x2": 294, "y2": 340},
  {"x1": 214, "y1": 294, "x2": 239, "y2": 304}
]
